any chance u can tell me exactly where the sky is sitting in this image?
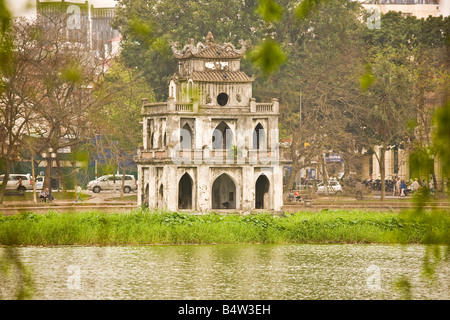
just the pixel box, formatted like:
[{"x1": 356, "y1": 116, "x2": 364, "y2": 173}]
[{"x1": 6, "y1": 0, "x2": 118, "y2": 17}]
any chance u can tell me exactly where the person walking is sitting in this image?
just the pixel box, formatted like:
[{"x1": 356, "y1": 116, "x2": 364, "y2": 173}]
[
  {"x1": 411, "y1": 178, "x2": 420, "y2": 193},
  {"x1": 75, "y1": 184, "x2": 83, "y2": 203},
  {"x1": 392, "y1": 177, "x2": 398, "y2": 196},
  {"x1": 396, "y1": 178, "x2": 401, "y2": 196},
  {"x1": 400, "y1": 180, "x2": 407, "y2": 197}
]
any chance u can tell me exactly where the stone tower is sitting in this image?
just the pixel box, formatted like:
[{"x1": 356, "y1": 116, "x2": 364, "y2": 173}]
[{"x1": 136, "y1": 32, "x2": 283, "y2": 212}]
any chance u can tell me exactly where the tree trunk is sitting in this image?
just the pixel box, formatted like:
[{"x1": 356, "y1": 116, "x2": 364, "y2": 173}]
[
  {"x1": 283, "y1": 158, "x2": 300, "y2": 202},
  {"x1": 380, "y1": 146, "x2": 386, "y2": 201},
  {"x1": 0, "y1": 160, "x2": 11, "y2": 204},
  {"x1": 31, "y1": 154, "x2": 37, "y2": 203},
  {"x1": 43, "y1": 157, "x2": 52, "y2": 191},
  {"x1": 56, "y1": 155, "x2": 66, "y2": 193},
  {"x1": 120, "y1": 165, "x2": 126, "y2": 198},
  {"x1": 322, "y1": 155, "x2": 331, "y2": 194},
  {"x1": 71, "y1": 161, "x2": 78, "y2": 189}
]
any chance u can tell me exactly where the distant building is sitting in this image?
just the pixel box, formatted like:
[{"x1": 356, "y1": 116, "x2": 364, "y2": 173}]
[
  {"x1": 36, "y1": 0, "x2": 121, "y2": 58},
  {"x1": 361, "y1": 0, "x2": 450, "y2": 18}
]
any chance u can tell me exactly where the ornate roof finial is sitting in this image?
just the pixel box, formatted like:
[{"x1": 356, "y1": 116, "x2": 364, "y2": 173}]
[{"x1": 206, "y1": 32, "x2": 214, "y2": 46}]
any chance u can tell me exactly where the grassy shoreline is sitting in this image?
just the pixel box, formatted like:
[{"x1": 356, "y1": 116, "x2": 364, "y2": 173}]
[{"x1": 0, "y1": 209, "x2": 448, "y2": 246}]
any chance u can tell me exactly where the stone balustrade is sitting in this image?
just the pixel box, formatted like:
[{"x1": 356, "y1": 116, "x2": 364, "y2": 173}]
[{"x1": 142, "y1": 97, "x2": 279, "y2": 114}]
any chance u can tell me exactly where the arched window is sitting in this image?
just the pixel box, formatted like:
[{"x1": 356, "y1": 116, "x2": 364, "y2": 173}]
[
  {"x1": 180, "y1": 123, "x2": 193, "y2": 150},
  {"x1": 212, "y1": 121, "x2": 233, "y2": 150},
  {"x1": 178, "y1": 173, "x2": 193, "y2": 209},
  {"x1": 253, "y1": 123, "x2": 266, "y2": 150},
  {"x1": 158, "y1": 184, "x2": 164, "y2": 208}
]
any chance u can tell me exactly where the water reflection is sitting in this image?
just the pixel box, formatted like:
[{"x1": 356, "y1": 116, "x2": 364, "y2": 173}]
[{"x1": 0, "y1": 244, "x2": 448, "y2": 300}]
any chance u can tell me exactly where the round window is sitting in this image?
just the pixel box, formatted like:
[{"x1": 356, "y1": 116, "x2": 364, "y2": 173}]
[{"x1": 217, "y1": 93, "x2": 229, "y2": 106}]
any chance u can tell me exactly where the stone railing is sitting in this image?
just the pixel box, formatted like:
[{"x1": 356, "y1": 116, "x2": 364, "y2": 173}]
[
  {"x1": 256, "y1": 103, "x2": 273, "y2": 112},
  {"x1": 176, "y1": 103, "x2": 193, "y2": 112},
  {"x1": 250, "y1": 98, "x2": 279, "y2": 113},
  {"x1": 142, "y1": 97, "x2": 278, "y2": 114},
  {"x1": 137, "y1": 148, "x2": 278, "y2": 165},
  {"x1": 142, "y1": 97, "x2": 196, "y2": 114}
]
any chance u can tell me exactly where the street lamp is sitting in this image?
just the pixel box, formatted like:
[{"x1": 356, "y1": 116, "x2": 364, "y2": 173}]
[{"x1": 41, "y1": 148, "x2": 57, "y2": 190}]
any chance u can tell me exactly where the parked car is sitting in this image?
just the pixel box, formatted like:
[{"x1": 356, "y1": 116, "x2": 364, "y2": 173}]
[
  {"x1": 87, "y1": 174, "x2": 137, "y2": 193},
  {"x1": 316, "y1": 180, "x2": 343, "y2": 194},
  {"x1": 0, "y1": 173, "x2": 34, "y2": 191},
  {"x1": 35, "y1": 176, "x2": 45, "y2": 190}
]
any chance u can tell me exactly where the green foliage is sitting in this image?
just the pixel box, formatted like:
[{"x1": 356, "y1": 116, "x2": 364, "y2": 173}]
[
  {"x1": 256, "y1": 0, "x2": 283, "y2": 23},
  {"x1": 433, "y1": 101, "x2": 450, "y2": 176},
  {"x1": 294, "y1": 0, "x2": 331, "y2": 21},
  {"x1": 360, "y1": 65, "x2": 375, "y2": 91},
  {"x1": 0, "y1": 209, "x2": 448, "y2": 246},
  {"x1": 248, "y1": 40, "x2": 286, "y2": 75},
  {"x1": 0, "y1": 0, "x2": 11, "y2": 34},
  {"x1": 61, "y1": 63, "x2": 82, "y2": 83}
]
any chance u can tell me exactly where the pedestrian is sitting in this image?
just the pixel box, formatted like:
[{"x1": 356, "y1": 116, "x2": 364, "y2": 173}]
[
  {"x1": 355, "y1": 180, "x2": 363, "y2": 200},
  {"x1": 411, "y1": 178, "x2": 420, "y2": 193},
  {"x1": 396, "y1": 178, "x2": 401, "y2": 196},
  {"x1": 75, "y1": 184, "x2": 83, "y2": 203},
  {"x1": 39, "y1": 189, "x2": 48, "y2": 202},
  {"x1": 428, "y1": 180, "x2": 435, "y2": 196},
  {"x1": 45, "y1": 187, "x2": 54, "y2": 202},
  {"x1": 400, "y1": 180, "x2": 406, "y2": 197}
]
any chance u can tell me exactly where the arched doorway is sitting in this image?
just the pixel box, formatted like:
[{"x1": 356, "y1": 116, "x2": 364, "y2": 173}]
[
  {"x1": 255, "y1": 174, "x2": 270, "y2": 209},
  {"x1": 212, "y1": 173, "x2": 236, "y2": 209},
  {"x1": 212, "y1": 121, "x2": 233, "y2": 150},
  {"x1": 178, "y1": 173, "x2": 193, "y2": 209}
]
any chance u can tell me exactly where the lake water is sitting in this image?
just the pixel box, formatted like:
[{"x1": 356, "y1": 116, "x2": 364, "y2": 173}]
[{"x1": 0, "y1": 244, "x2": 448, "y2": 300}]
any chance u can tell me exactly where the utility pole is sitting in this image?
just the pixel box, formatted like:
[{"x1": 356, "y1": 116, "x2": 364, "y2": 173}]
[{"x1": 299, "y1": 91, "x2": 302, "y2": 190}]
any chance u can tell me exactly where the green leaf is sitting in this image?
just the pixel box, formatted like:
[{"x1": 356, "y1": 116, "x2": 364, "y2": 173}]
[
  {"x1": 360, "y1": 70, "x2": 375, "y2": 91},
  {"x1": 61, "y1": 63, "x2": 82, "y2": 83},
  {"x1": 256, "y1": 0, "x2": 283, "y2": 23},
  {"x1": 248, "y1": 40, "x2": 286, "y2": 75},
  {"x1": 295, "y1": 0, "x2": 330, "y2": 21}
]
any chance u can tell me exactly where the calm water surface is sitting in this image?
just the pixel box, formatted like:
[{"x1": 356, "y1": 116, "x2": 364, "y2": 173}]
[{"x1": 1, "y1": 244, "x2": 448, "y2": 300}]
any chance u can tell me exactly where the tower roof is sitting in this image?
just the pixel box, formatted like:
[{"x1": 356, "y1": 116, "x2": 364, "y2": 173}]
[{"x1": 170, "y1": 32, "x2": 247, "y2": 60}]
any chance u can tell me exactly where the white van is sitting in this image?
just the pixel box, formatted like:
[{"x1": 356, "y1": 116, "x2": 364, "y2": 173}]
[
  {"x1": 0, "y1": 174, "x2": 34, "y2": 191},
  {"x1": 87, "y1": 174, "x2": 137, "y2": 193}
]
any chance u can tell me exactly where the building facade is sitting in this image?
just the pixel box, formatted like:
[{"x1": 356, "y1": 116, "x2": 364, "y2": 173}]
[
  {"x1": 361, "y1": 0, "x2": 449, "y2": 19},
  {"x1": 135, "y1": 32, "x2": 283, "y2": 212},
  {"x1": 36, "y1": 0, "x2": 120, "y2": 58}
]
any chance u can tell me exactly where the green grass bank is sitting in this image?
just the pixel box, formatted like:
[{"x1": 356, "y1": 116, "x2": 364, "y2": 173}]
[{"x1": 0, "y1": 209, "x2": 448, "y2": 246}]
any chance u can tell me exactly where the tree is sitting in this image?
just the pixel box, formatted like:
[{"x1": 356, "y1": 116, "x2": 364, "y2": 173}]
[
  {"x1": 26, "y1": 13, "x2": 106, "y2": 192},
  {"x1": 89, "y1": 58, "x2": 154, "y2": 196},
  {"x1": 251, "y1": 0, "x2": 367, "y2": 197},
  {"x1": 362, "y1": 12, "x2": 449, "y2": 197},
  {"x1": 358, "y1": 46, "x2": 416, "y2": 200},
  {"x1": 0, "y1": 19, "x2": 41, "y2": 203},
  {"x1": 112, "y1": 0, "x2": 268, "y2": 100}
]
